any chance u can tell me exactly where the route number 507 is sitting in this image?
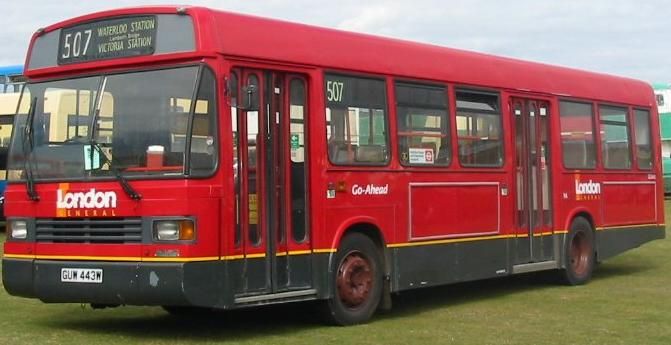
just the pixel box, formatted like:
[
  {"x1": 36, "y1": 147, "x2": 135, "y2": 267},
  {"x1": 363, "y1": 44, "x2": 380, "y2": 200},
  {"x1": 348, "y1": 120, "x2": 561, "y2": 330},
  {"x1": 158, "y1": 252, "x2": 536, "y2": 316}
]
[
  {"x1": 326, "y1": 81, "x2": 344, "y2": 103},
  {"x1": 62, "y1": 29, "x2": 93, "y2": 59}
]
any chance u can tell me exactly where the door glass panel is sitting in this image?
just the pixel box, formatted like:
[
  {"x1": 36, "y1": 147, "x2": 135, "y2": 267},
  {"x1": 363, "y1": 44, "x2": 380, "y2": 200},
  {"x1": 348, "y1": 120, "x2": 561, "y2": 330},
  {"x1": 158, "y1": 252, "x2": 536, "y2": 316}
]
[
  {"x1": 231, "y1": 72, "x2": 241, "y2": 247},
  {"x1": 540, "y1": 104, "x2": 552, "y2": 226},
  {"x1": 289, "y1": 78, "x2": 307, "y2": 242},
  {"x1": 529, "y1": 103, "x2": 538, "y2": 228},
  {"x1": 246, "y1": 74, "x2": 261, "y2": 247},
  {"x1": 272, "y1": 75, "x2": 285, "y2": 245},
  {"x1": 514, "y1": 102, "x2": 525, "y2": 228}
]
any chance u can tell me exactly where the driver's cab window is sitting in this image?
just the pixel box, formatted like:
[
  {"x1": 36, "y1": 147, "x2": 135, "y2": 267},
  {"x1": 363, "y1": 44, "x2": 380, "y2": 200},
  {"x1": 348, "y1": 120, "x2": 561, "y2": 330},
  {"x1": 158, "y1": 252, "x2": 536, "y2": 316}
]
[
  {"x1": 168, "y1": 69, "x2": 217, "y2": 176},
  {"x1": 93, "y1": 66, "x2": 216, "y2": 175}
]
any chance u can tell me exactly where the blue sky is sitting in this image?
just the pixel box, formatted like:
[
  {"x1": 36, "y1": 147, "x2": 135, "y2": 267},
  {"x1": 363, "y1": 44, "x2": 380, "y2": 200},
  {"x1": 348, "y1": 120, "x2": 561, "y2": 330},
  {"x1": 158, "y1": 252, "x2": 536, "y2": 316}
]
[{"x1": 1, "y1": 0, "x2": 668, "y2": 82}]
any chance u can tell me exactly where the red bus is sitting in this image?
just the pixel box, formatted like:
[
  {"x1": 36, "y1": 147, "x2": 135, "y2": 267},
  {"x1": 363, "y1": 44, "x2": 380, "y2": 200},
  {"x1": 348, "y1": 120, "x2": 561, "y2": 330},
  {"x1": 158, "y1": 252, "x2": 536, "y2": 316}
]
[{"x1": 2, "y1": 6, "x2": 665, "y2": 325}]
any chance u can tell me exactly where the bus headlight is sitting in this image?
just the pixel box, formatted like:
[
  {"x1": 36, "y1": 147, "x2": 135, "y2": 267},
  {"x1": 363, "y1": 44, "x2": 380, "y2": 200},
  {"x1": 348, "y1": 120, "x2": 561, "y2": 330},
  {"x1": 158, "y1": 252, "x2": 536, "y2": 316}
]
[
  {"x1": 9, "y1": 220, "x2": 28, "y2": 240},
  {"x1": 153, "y1": 220, "x2": 195, "y2": 241}
]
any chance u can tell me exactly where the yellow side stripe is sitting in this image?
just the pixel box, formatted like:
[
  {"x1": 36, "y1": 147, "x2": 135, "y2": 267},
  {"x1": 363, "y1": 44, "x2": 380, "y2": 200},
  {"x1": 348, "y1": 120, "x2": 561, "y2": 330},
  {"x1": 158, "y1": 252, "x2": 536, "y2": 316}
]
[
  {"x1": 596, "y1": 223, "x2": 661, "y2": 231},
  {"x1": 288, "y1": 250, "x2": 313, "y2": 255},
  {"x1": 2, "y1": 254, "x2": 220, "y2": 262},
  {"x1": 276, "y1": 250, "x2": 313, "y2": 257},
  {"x1": 387, "y1": 234, "x2": 515, "y2": 248},
  {"x1": 313, "y1": 248, "x2": 337, "y2": 254},
  {"x1": 2, "y1": 254, "x2": 143, "y2": 262},
  {"x1": 222, "y1": 254, "x2": 245, "y2": 260},
  {"x1": 2, "y1": 254, "x2": 38, "y2": 260},
  {"x1": 386, "y1": 225, "x2": 662, "y2": 249},
  {"x1": 143, "y1": 256, "x2": 220, "y2": 262},
  {"x1": 3, "y1": 249, "x2": 338, "y2": 262}
]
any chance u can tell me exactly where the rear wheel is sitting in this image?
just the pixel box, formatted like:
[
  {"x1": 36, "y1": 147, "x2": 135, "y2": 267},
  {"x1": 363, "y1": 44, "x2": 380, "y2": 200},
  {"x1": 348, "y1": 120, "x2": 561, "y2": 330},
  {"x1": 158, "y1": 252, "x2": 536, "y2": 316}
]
[
  {"x1": 559, "y1": 217, "x2": 595, "y2": 285},
  {"x1": 323, "y1": 232, "x2": 383, "y2": 325}
]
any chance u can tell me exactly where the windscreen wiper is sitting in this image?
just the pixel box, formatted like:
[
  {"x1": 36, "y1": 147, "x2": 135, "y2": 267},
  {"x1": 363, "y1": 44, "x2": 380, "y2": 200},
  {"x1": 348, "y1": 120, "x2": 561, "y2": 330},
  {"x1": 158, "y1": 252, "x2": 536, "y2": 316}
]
[
  {"x1": 90, "y1": 139, "x2": 142, "y2": 200},
  {"x1": 22, "y1": 96, "x2": 39, "y2": 201},
  {"x1": 86, "y1": 89, "x2": 141, "y2": 201}
]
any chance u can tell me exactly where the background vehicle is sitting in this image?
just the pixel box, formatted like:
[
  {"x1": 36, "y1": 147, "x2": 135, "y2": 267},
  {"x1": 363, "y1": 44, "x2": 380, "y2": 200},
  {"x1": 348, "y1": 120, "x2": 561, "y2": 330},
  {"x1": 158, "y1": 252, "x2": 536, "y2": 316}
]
[
  {"x1": 2, "y1": 7, "x2": 664, "y2": 325},
  {"x1": 654, "y1": 83, "x2": 671, "y2": 194},
  {"x1": 0, "y1": 65, "x2": 25, "y2": 222},
  {"x1": 0, "y1": 65, "x2": 24, "y2": 93}
]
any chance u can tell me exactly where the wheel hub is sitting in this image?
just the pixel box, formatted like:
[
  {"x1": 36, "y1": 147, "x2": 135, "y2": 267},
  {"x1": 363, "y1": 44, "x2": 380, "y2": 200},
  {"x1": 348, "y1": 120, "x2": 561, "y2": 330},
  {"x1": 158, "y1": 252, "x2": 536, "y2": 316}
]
[
  {"x1": 570, "y1": 232, "x2": 590, "y2": 276},
  {"x1": 336, "y1": 252, "x2": 373, "y2": 309}
]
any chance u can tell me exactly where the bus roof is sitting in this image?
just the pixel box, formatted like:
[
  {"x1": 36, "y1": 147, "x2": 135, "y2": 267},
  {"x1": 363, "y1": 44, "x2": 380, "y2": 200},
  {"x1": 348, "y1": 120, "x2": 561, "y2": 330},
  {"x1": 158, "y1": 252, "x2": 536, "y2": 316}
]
[{"x1": 28, "y1": 6, "x2": 654, "y2": 107}]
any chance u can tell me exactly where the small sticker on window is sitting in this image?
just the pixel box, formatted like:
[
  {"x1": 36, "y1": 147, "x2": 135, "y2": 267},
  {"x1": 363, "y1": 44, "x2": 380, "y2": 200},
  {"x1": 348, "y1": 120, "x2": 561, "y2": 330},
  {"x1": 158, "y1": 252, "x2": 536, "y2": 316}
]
[
  {"x1": 408, "y1": 148, "x2": 434, "y2": 164},
  {"x1": 83, "y1": 145, "x2": 101, "y2": 171}
]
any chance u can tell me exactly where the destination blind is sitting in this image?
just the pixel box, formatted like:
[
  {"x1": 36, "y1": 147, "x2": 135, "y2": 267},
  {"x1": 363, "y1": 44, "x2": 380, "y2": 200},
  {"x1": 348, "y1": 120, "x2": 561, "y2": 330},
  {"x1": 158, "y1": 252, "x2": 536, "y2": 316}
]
[{"x1": 58, "y1": 16, "x2": 157, "y2": 64}]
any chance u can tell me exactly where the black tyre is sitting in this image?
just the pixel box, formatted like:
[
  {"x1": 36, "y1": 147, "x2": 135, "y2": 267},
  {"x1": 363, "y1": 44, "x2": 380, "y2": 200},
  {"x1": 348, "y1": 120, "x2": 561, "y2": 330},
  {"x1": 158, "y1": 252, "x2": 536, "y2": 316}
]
[
  {"x1": 559, "y1": 217, "x2": 595, "y2": 285},
  {"x1": 323, "y1": 232, "x2": 383, "y2": 325}
]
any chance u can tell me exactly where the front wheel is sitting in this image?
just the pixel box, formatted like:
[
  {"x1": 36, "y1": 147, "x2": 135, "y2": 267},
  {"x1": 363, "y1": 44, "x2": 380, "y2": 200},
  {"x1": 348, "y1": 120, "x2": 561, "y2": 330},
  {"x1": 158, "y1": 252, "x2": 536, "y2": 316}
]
[
  {"x1": 559, "y1": 217, "x2": 595, "y2": 285},
  {"x1": 323, "y1": 232, "x2": 383, "y2": 325}
]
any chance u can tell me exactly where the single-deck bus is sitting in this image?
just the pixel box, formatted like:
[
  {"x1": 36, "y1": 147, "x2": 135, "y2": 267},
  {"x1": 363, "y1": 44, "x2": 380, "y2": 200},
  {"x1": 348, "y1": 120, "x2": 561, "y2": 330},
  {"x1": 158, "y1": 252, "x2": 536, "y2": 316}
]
[
  {"x1": 0, "y1": 65, "x2": 25, "y2": 219},
  {"x1": 2, "y1": 6, "x2": 665, "y2": 325}
]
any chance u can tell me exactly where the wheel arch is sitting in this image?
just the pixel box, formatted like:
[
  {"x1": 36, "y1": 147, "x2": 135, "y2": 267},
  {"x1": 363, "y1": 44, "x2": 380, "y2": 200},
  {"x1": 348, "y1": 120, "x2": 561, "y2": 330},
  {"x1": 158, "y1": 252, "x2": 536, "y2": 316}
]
[
  {"x1": 329, "y1": 216, "x2": 386, "y2": 248},
  {"x1": 326, "y1": 217, "x2": 391, "y2": 296},
  {"x1": 561, "y1": 208, "x2": 597, "y2": 267},
  {"x1": 563, "y1": 207, "x2": 596, "y2": 233}
]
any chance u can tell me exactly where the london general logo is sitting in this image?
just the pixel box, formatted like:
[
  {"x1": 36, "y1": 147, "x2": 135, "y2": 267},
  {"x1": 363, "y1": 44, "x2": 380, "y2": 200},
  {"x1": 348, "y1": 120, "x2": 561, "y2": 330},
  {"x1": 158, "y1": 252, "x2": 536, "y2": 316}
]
[
  {"x1": 574, "y1": 175, "x2": 601, "y2": 201},
  {"x1": 56, "y1": 183, "x2": 118, "y2": 217}
]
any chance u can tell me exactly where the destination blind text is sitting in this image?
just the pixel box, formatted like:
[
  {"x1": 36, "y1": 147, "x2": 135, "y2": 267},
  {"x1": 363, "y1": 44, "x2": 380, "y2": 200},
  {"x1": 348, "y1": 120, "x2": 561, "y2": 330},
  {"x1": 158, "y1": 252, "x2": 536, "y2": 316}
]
[
  {"x1": 58, "y1": 15, "x2": 157, "y2": 64},
  {"x1": 96, "y1": 18, "x2": 155, "y2": 54}
]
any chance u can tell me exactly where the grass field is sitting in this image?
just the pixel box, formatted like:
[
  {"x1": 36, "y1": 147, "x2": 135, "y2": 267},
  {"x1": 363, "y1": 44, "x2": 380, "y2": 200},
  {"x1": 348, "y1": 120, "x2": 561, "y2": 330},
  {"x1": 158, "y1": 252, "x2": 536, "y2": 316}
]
[{"x1": 1, "y1": 209, "x2": 670, "y2": 345}]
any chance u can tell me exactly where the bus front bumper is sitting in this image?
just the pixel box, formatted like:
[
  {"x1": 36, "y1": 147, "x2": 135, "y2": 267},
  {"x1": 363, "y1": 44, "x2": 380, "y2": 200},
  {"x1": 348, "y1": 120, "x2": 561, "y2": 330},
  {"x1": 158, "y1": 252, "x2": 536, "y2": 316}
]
[{"x1": 2, "y1": 258, "x2": 222, "y2": 307}]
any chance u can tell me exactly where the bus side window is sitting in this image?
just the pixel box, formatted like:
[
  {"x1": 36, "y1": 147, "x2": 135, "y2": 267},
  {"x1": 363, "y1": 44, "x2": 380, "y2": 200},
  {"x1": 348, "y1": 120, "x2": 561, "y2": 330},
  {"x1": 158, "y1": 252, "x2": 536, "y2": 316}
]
[
  {"x1": 455, "y1": 90, "x2": 503, "y2": 167},
  {"x1": 634, "y1": 109, "x2": 653, "y2": 170},
  {"x1": 395, "y1": 81, "x2": 449, "y2": 167},
  {"x1": 324, "y1": 74, "x2": 388, "y2": 166},
  {"x1": 599, "y1": 105, "x2": 631, "y2": 170},
  {"x1": 559, "y1": 101, "x2": 596, "y2": 169}
]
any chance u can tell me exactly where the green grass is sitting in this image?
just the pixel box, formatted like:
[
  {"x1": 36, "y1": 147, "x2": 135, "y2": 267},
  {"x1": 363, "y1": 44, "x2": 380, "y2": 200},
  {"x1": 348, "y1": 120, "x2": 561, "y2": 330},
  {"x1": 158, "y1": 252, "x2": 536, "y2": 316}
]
[{"x1": 2, "y1": 207, "x2": 671, "y2": 345}]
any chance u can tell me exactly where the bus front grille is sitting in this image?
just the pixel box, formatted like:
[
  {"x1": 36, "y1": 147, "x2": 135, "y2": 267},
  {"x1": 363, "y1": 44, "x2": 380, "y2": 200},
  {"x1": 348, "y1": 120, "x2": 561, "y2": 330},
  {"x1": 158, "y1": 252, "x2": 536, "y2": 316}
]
[{"x1": 35, "y1": 218, "x2": 143, "y2": 244}]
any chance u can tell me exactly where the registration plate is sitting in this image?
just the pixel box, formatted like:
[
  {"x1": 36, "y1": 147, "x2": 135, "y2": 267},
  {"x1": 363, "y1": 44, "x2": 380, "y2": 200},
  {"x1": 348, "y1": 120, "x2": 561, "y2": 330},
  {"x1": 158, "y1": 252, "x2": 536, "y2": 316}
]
[{"x1": 60, "y1": 268, "x2": 103, "y2": 284}]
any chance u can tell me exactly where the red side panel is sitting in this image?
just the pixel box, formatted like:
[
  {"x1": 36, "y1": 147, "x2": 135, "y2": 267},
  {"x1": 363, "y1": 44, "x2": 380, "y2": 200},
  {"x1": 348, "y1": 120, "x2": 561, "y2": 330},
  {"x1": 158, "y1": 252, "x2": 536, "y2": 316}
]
[
  {"x1": 602, "y1": 182, "x2": 657, "y2": 226},
  {"x1": 409, "y1": 183, "x2": 499, "y2": 239}
]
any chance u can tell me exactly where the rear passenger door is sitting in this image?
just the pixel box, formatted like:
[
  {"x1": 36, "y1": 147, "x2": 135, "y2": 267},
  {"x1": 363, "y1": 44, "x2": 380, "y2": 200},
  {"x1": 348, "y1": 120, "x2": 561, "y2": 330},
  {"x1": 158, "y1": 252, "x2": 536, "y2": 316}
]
[{"x1": 512, "y1": 97, "x2": 554, "y2": 264}]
